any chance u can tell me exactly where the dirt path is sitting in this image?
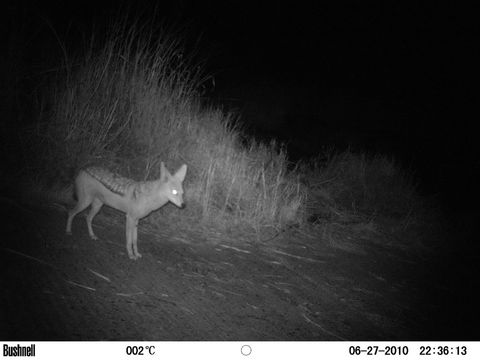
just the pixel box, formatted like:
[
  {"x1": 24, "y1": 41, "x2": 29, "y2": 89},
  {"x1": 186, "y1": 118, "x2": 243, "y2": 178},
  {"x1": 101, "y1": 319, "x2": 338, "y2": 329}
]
[{"x1": 1, "y1": 200, "x2": 478, "y2": 340}]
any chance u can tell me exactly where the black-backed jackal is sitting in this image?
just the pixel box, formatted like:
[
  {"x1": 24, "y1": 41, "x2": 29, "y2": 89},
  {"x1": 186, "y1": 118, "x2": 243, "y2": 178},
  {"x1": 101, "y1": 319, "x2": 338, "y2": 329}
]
[{"x1": 66, "y1": 162, "x2": 187, "y2": 260}]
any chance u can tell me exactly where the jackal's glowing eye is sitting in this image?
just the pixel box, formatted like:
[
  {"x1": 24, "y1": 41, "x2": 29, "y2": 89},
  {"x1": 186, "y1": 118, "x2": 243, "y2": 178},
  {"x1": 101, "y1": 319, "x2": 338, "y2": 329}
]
[{"x1": 172, "y1": 189, "x2": 178, "y2": 195}]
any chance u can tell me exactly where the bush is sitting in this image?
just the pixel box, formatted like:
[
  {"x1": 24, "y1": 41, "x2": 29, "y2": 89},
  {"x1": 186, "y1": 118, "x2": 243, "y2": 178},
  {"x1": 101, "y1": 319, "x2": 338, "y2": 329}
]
[
  {"x1": 301, "y1": 150, "x2": 421, "y2": 222},
  {"x1": 28, "y1": 19, "x2": 305, "y2": 230}
]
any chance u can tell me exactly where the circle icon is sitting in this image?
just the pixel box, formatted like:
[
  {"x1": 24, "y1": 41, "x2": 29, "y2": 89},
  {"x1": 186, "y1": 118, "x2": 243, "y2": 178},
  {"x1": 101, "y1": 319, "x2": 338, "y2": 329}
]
[{"x1": 241, "y1": 344, "x2": 252, "y2": 356}]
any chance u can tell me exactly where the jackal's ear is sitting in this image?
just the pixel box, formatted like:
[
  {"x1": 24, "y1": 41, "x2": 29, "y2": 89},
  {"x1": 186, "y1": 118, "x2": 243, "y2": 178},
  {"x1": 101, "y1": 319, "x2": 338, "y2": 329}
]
[
  {"x1": 174, "y1": 164, "x2": 187, "y2": 182},
  {"x1": 160, "y1": 162, "x2": 167, "y2": 182}
]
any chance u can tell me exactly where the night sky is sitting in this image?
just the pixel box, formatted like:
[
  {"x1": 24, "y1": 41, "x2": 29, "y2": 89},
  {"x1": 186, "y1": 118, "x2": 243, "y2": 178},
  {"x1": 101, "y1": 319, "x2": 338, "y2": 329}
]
[{"x1": 2, "y1": 0, "x2": 478, "y2": 211}]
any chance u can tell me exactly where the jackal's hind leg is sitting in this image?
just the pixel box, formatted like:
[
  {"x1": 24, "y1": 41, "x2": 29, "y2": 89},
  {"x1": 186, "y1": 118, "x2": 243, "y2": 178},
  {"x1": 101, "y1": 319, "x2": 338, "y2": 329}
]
[
  {"x1": 66, "y1": 195, "x2": 92, "y2": 235},
  {"x1": 86, "y1": 198, "x2": 103, "y2": 240}
]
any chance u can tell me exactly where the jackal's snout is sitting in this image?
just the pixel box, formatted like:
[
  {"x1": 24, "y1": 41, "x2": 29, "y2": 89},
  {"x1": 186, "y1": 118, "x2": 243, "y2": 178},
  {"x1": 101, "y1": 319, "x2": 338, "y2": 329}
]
[{"x1": 172, "y1": 197, "x2": 186, "y2": 209}]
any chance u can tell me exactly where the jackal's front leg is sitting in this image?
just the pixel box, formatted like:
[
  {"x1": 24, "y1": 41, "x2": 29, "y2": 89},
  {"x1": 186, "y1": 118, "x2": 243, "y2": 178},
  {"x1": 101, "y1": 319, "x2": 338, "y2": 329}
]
[
  {"x1": 126, "y1": 215, "x2": 136, "y2": 260},
  {"x1": 131, "y1": 218, "x2": 141, "y2": 259}
]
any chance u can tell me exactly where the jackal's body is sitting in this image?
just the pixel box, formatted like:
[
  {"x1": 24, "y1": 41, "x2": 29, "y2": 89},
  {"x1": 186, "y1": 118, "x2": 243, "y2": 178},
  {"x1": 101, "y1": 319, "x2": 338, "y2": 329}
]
[{"x1": 66, "y1": 163, "x2": 187, "y2": 260}]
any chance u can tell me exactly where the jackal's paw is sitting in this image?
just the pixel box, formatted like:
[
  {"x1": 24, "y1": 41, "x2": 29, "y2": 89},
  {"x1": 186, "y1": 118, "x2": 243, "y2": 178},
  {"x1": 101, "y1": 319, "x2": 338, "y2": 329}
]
[
  {"x1": 66, "y1": 230, "x2": 72, "y2": 236},
  {"x1": 90, "y1": 235, "x2": 98, "y2": 240},
  {"x1": 128, "y1": 252, "x2": 142, "y2": 260}
]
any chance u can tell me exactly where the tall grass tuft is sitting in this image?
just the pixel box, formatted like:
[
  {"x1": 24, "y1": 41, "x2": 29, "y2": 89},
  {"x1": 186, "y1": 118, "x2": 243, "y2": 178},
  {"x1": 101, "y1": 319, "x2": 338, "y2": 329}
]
[
  {"x1": 300, "y1": 150, "x2": 421, "y2": 224},
  {"x1": 29, "y1": 19, "x2": 306, "y2": 231}
]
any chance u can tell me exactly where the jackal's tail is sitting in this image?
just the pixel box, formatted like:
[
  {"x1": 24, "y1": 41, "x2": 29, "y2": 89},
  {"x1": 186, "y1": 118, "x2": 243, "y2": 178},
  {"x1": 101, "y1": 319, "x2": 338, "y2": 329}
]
[{"x1": 56, "y1": 183, "x2": 76, "y2": 205}]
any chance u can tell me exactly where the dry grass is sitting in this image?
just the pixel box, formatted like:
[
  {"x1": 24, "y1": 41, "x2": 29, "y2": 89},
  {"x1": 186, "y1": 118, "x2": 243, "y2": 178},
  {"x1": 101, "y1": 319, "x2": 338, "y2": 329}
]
[
  {"x1": 25, "y1": 18, "x2": 305, "y2": 232},
  {"x1": 300, "y1": 150, "x2": 422, "y2": 226},
  {"x1": 14, "y1": 15, "x2": 432, "y2": 250}
]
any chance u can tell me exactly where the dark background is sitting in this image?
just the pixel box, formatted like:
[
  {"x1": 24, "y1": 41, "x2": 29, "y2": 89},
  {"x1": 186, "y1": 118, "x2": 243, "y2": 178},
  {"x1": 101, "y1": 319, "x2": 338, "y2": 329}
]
[{"x1": 2, "y1": 0, "x2": 478, "y2": 214}]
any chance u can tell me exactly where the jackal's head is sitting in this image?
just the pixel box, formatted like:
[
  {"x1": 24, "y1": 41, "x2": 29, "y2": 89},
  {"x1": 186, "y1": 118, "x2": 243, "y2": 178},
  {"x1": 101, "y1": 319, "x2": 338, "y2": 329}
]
[{"x1": 160, "y1": 162, "x2": 187, "y2": 209}]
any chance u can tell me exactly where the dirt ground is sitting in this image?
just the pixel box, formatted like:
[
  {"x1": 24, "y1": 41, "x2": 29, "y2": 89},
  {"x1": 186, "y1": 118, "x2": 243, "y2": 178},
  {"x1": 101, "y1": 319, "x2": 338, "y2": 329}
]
[{"x1": 1, "y1": 198, "x2": 478, "y2": 340}]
